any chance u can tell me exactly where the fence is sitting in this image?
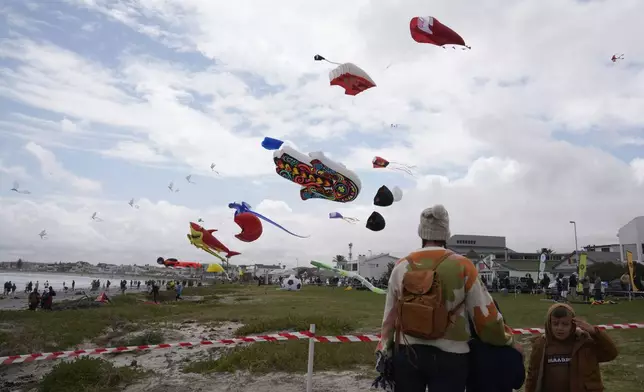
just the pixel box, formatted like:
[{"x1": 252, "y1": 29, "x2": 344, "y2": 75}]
[{"x1": 2, "y1": 323, "x2": 644, "y2": 392}]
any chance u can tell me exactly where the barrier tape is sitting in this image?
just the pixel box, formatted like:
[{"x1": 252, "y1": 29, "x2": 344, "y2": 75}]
[{"x1": 2, "y1": 323, "x2": 643, "y2": 365}]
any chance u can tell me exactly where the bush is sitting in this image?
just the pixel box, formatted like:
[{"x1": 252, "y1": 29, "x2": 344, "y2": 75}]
[{"x1": 39, "y1": 357, "x2": 144, "y2": 392}]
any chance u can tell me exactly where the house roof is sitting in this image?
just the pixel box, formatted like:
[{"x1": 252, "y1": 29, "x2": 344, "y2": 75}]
[
  {"x1": 358, "y1": 253, "x2": 399, "y2": 264},
  {"x1": 552, "y1": 251, "x2": 622, "y2": 269},
  {"x1": 497, "y1": 260, "x2": 559, "y2": 272}
]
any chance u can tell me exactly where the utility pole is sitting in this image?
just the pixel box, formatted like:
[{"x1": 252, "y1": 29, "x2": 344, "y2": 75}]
[{"x1": 569, "y1": 221, "x2": 579, "y2": 263}]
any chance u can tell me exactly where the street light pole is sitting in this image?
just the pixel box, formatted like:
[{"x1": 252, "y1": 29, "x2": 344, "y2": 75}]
[{"x1": 569, "y1": 221, "x2": 579, "y2": 263}]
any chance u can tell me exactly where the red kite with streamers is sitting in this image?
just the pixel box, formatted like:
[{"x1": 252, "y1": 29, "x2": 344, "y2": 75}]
[
  {"x1": 372, "y1": 156, "x2": 416, "y2": 176},
  {"x1": 410, "y1": 16, "x2": 470, "y2": 49}
]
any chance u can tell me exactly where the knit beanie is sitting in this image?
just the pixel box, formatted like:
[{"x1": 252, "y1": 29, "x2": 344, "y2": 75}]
[{"x1": 418, "y1": 204, "x2": 450, "y2": 242}]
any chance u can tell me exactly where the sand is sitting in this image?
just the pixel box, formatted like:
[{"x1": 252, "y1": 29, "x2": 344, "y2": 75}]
[{"x1": 1, "y1": 319, "x2": 374, "y2": 392}]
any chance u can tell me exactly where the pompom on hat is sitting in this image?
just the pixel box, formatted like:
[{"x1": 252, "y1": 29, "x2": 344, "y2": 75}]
[{"x1": 418, "y1": 204, "x2": 450, "y2": 242}]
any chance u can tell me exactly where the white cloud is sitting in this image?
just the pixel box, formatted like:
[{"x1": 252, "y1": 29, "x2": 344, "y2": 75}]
[
  {"x1": 101, "y1": 141, "x2": 167, "y2": 163},
  {"x1": 0, "y1": 0, "x2": 643, "y2": 265},
  {"x1": 60, "y1": 117, "x2": 79, "y2": 133},
  {"x1": 0, "y1": 159, "x2": 30, "y2": 180},
  {"x1": 632, "y1": 158, "x2": 644, "y2": 185},
  {"x1": 24, "y1": 142, "x2": 102, "y2": 192}
]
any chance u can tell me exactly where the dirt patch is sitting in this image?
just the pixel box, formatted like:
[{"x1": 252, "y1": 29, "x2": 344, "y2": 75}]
[{"x1": 126, "y1": 371, "x2": 374, "y2": 392}]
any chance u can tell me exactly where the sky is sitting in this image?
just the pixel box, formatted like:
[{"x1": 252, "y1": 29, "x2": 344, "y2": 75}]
[{"x1": 1, "y1": 0, "x2": 643, "y2": 267}]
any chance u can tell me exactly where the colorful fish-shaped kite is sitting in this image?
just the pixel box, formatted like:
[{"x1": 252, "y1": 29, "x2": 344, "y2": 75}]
[
  {"x1": 273, "y1": 145, "x2": 361, "y2": 203},
  {"x1": 229, "y1": 201, "x2": 308, "y2": 239},
  {"x1": 187, "y1": 222, "x2": 241, "y2": 261}
]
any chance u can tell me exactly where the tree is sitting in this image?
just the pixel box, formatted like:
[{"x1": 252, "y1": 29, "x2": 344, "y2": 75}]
[
  {"x1": 332, "y1": 255, "x2": 347, "y2": 268},
  {"x1": 538, "y1": 248, "x2": 556, "y2": 259},
  {"x1": 381, "y1": 261, "x2": 395, "y2": 283},
  {"x1": 16, "y1": 258, "x2": 23, "y2": 270}
]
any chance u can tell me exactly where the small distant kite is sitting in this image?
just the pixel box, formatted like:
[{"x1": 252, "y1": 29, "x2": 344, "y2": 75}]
[
  {"x1": 128, "y1": 198, "x2": 140, "y2": 209},
  {"x1": 329, "y1": 212, "x2": 359, "y2": 224},
  {"x1": 168, "y1": 182, "x2": 180, "y2": 192},
  {"x1": 10, "y1": 181, "x2": 31, "y2": 194},
  {"x1": 186, "y1": 175, "x2": 196, "y2": 184},
  {"x1": 390, "y1": 124, "x2": 399, "y2": 128},
  {"x1": 410, "y1": 16, "x2": 470, "y2": 50},
  {"x1": 91, "y1": 212, "x2": 104, "y2": 222},
  {"x1": 38, "y1": 230, "x2": 47, "y2": 239},
  {"x1": 374, "y1": 185, "x2": 403, "y2": 207},
  {"x1": 372, "y1": 156, "x2": 416, "y2": 176},
  {"x1": 611, "y1": 54, "x2": 624, "y2": 63},
  {"x1": 210, "y1": 163, "x2": 220, "y2": 175},
  {"x1": 314, "y1": 55, "x2": 376, "y2": 96},
  {"x1": 197, "y1": 218, "x2": 204, "y2": 223}
]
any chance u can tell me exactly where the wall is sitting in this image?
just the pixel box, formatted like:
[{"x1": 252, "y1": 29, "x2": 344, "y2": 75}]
[{"x1": 618, "y1": 217, "x2": 644, "y2": 263}]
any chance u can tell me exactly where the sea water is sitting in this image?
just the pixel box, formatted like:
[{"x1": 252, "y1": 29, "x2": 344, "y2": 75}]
[{"x1": 0, "y1": 272, "x2": 151, "y2": 291}]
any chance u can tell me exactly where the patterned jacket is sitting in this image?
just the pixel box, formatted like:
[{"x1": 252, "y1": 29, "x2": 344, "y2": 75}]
[{"x1": 376, "y1": 246, "x2": 513, "y2": 354}]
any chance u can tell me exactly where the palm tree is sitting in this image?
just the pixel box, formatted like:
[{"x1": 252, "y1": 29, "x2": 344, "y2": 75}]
[{"x1": 332, "y1": 255, "x2": 348, "y2": 269}]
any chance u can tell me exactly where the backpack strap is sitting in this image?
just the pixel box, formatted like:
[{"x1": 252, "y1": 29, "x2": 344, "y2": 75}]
[{"x1": 408, "y1": 249, "x2": 455, "y2": 271}]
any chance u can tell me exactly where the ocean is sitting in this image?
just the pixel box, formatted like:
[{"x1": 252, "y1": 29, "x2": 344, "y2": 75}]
[{"x1": 0, "y1": 272, "x2": 153, "y2": 291}]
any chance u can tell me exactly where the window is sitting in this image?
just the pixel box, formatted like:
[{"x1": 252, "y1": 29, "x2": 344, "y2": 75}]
[
  {"x1": 601, "y1": 247, "x2": 610, "y2": 252},
  {"x1": 456, "y1": 240, "x2": 477, "y2": 245}
]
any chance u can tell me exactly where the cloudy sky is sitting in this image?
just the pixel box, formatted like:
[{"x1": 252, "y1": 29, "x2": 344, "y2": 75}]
[{"x1": 1, "y1": 0, "x2": 643, "y2": 267}]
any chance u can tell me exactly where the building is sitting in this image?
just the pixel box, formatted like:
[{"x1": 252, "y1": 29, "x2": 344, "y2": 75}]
[
  {"x1": 346, "y1": 253, "x2": 398, "y2": 280},
  {"x1": 252, "y1": 264, "x2": 283, "y2": 277},
  {"x1": 447, "y1": 235, "x2": 508, "y2": 256},
  {"x1": 617, "y1": 216, "x2": 644, "y2": 263}
]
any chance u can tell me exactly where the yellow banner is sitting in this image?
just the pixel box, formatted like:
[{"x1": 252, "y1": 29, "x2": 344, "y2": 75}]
[
  {"x1": 627, "y1": 251, "x2": 639, "y2": 291},
  {"x1": 577, "y1": 253, "x2": 587, "y2": 292}
]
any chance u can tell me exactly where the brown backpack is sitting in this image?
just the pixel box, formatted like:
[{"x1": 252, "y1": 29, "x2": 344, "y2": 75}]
[{"x1": 395, "y1": 250, "x2": 465, "y2": 342}]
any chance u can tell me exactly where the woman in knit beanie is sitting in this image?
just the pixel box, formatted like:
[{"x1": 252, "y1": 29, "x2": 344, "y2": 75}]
[
  {"x1": 418, "y1": 204, "x2": 451, "y2": 247},
  {"x1": 374, "y1": 204, "x2": 514, "y2": 392}
]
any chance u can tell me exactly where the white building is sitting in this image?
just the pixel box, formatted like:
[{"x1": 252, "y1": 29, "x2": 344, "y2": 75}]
[
  {"x1": 349, "y1": 253, "x2": 399, "y2": 280},
  {"x1": 617, "y1": 216, "x2": 644, "y2": 263}
]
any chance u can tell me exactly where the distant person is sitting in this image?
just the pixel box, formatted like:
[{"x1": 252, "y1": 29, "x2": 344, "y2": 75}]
[
  {"x1": 137, "y1": 281, "x2": 141, "y2": 290},
  {"x1": 41, "y1": 287, "x2": 56, "y2": 310},
  {"x1": 11, "y1": 283, "x2": 16, "y2": 294},
  {"x1": 106, "y1": 280, "x2": 111, "y2": 291},
  {"x1": 373, "y1": 204, "x2": 513, "y2": 392},
  {"x1": 620, "y1": 273, "x2": 630, "y2": 292},
  {"x1": 44, "y1": 280, "x2": 49, "y2": 288},
  {"x1": 152, "y1": 282, "x2": 160, "y2": 303},
  {"x1": 28, "y1": 289, "x2": 41, "y2": 311},
  {"x1": 71, "y1": 280, "x2": 75, "y2": 291},
  {"x1": 175, "y1": 282, "x2": 183, "y2": 301},
  {"x1": 525, "y1": 303, "x2": 618, "y2": 392},
  {"x1": 120, "y1": 280, "x2": 126, "y2": 295},
  {"x1": 593, "y1": 274, "x2": 602, "y2": 301},
  {"x1": 35, "y1": 280, "x2": 39, "y2": 292},
  {"x1": 569, "y1": 273, "x2": 577, "y2": 298},
  {"x1": 582, "y1": 275, "x2": 591, "y2": 302}
]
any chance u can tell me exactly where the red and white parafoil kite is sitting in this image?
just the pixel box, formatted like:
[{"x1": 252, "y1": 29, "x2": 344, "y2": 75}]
[
  {"x1": 314, "y1": 55, "x2": 376, "y2": 96},
  {"x1": 410, "y1": 16, "x2": 469, "y2": 49}
]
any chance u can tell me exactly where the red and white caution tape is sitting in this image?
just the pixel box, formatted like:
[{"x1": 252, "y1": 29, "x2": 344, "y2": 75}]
[
  {"x1": 0, "y1": 331, "x2": 313, "y2": 365},
  {"x1": 2, "y1": 323, "x2": 643, "y2": 365}
]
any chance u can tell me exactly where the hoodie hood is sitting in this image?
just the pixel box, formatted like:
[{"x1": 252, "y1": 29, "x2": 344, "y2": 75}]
[{"x1": 545, "y1": 303, "x2": 578, "y2": 342}]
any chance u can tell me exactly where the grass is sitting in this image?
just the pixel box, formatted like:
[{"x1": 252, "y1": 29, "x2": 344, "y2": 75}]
[
  {"x1": 111, "y1": 330, "x2": 165, "y2": 347},
  {"x1": 38, "y1": 357, "x2": 146, "y2": 392},
  {"x1": 2, "y1": 284, "x2": 644, "y2": 391}
]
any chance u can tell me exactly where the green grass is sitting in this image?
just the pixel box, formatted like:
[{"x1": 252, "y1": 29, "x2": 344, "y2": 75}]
[
  {"x1": 2, "y1": 285, "x2": 644, "y2": 391},
  {"x1": 38, "y1": 358, "x2": 146, "y2": 392}
]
